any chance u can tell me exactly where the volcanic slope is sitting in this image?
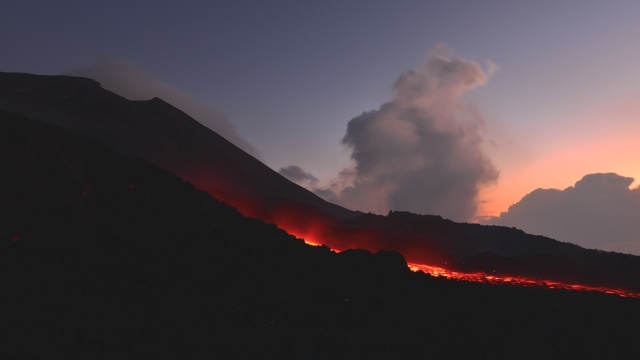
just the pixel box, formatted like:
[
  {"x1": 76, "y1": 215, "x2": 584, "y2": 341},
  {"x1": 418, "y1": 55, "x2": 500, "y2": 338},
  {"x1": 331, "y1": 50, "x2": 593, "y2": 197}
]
[
  {"x1": 4, "y1": 109, "x2": 640, "y2": 359},
  {"x1": 0, "y1": 71, "x2": 353, "y2": 222},
  {"x1": 2, "y1": 71, "x2": 640, "y2": 293}
]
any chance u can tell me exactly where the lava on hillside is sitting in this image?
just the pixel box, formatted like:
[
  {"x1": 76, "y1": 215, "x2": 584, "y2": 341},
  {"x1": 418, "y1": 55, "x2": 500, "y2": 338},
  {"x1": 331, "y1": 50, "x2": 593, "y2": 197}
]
[
  {"x1": 4, "y1": 71, "x2": 640, "y2": 300},
  {"x1": 278, "y1": 218, "x2": 640, "y2": 299},
  {"x1": 179, "y1": 167, "x2": 640, "y2": 298},
  {"x1": 296, "y1": 234, "x2": 640, "y2": 298},
  {"x1": 406, "y1": 263, "x2": 640, "y2": 298}
]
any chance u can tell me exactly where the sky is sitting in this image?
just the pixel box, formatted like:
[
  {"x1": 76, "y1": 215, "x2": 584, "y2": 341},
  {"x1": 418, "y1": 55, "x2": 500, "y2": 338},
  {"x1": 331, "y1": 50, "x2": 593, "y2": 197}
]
[{"x1": 2, "y1": 0, "x2": 640, "y2": 253}]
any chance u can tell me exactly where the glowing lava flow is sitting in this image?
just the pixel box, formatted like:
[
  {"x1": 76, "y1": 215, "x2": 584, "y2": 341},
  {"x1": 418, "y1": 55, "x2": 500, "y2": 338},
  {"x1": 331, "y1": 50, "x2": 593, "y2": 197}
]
[
  {"x1": 196, "y1": 192, "x2": 640, "y2": 300},
  {"x1": 407, "y1": 263, "x2": 640, "y2": 298},
  {"x1": 298, "y1": 236, "x2": 640, "y2": 298}
]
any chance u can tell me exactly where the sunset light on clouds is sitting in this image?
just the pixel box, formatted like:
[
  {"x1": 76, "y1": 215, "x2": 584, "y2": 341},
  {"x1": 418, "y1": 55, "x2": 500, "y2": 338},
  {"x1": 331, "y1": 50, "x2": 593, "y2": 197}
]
[
  {"x1": 3, "y1": 0, "x2": 640, "y2": 254},
  {"x1": 479, "y1": 95, "x2": 640, "y2": 218},
  {"x1": 6, "y1": 3, "x2": 640, "y2": 358}
]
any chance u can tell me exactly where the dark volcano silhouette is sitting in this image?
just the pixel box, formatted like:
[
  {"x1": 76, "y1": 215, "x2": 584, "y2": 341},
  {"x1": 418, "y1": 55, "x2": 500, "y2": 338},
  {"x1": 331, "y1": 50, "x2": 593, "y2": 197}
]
[
  {"x1": 2, "y1": 71, "x2": 640, "y2": 293},
  {"x1": 3, "y1": 108, "x2": 640, "y2": 359},
  {"x1": 0, "y1": 72, "x2": 352, "y2": 221}
]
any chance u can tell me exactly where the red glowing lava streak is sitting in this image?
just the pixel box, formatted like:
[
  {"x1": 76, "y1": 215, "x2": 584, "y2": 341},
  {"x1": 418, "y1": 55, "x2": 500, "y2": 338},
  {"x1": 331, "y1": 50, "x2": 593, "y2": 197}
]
[
  {"x1": 407, "y1": 263, "x2": 640, "y2": 298},
  {"x1": 299, "y1": 234, "x2": 640, "y2": 298},
  {"x1": 187, "y1": 178, "x2": 640, "y2": 299}
]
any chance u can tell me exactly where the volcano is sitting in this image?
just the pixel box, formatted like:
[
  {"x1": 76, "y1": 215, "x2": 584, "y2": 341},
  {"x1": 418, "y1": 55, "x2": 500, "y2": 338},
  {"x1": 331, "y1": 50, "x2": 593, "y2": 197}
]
[
  {"x1": 3, "y1": 108, "x2": 640, "y2": 359},
  {"x1": 3, "y1": 75, "x2": 640, "y2": 357},
  {"x1": 2, "y1": 71, "x2": 640, "y2": 294}
]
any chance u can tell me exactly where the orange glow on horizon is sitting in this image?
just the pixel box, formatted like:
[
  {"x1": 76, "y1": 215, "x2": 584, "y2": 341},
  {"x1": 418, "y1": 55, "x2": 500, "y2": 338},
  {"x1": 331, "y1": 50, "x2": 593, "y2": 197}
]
[
  {"x1": 478, "y1": 94, "x2": 640, "y2": 218},
  {"x1": 478, "y1": 132, "x2": 640, "y2": 218}
]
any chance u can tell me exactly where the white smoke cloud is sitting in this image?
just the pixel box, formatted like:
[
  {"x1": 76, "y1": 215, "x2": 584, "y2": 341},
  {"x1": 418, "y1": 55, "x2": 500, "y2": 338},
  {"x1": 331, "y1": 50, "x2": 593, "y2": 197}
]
[
  {"x1": 484, "y1": 173, "x2": 640, "y2": 255},
  {"x1": 67, "y1": 57, "x2": 261, "y2": 158},
  {"x1": 316, "y1": 48, "x2": 498, "y2": 221}
]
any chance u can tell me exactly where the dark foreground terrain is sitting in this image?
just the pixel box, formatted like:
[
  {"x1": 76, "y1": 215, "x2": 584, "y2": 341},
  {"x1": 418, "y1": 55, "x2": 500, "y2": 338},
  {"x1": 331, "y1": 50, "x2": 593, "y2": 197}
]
[
  {"x1": 3, "y1": 71, "x2": 640, "y2": 294},
  {"x1": 2, "y1": 110, "x2": 640, "y2": 359}
]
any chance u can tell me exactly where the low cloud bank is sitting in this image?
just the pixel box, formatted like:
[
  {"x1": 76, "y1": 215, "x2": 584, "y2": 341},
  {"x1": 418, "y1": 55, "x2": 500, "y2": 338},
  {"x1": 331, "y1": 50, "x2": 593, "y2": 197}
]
[{"x1": 484, "y1": 173, "x2": 640, "y2": 255}]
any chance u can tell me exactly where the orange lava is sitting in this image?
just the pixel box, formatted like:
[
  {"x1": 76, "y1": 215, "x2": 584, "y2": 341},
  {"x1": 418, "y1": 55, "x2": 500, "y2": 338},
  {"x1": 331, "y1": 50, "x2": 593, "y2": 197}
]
[
  {"x1": 184, "y1": 176, "x2": 640, "y2": 300},
  {"x1": 407, "y1": 263, "x2": 640, "y2": 298},
  {"x1": 300, "y1": 238, "x2": 326, "y2": 248},
  {"x1": 301, "y1": 235, "x2": 640, "y2": 298}
]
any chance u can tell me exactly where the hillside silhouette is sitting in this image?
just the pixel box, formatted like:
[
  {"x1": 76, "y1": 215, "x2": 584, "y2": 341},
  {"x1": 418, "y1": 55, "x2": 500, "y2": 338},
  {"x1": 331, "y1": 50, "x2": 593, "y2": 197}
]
[
  {"x1": 0, "y1": 71, "x2": 352, "y2": 220},
  {"x1": 4, "y1": 109, "x2": 640, "y2": 358},
  {"x1": 2, "y1": 71, "x2": 640, "y2": 293}
]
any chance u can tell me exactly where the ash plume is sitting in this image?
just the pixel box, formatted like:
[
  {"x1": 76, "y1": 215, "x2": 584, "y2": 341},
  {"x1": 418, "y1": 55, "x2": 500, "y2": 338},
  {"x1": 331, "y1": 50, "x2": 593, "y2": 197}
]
[{"x1": 320, "y1": 48, "x2": 498, "y2": 221}]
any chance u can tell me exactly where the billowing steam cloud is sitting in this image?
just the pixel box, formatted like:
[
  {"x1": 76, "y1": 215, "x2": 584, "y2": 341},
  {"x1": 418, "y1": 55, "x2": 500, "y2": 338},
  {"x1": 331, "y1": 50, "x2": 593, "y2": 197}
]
[
  {"x1": 279, "y1": 165, "x2": 318, "y2": 186},
  {"x1": 485, "y1": 173, "x2": 640, "y2": 255},
  {"x1": 67, "y1": 58, "x2": 260, "y2": 158},
  {"x1": 308, "y1": 50, "x2": 498, "y2": 221}
]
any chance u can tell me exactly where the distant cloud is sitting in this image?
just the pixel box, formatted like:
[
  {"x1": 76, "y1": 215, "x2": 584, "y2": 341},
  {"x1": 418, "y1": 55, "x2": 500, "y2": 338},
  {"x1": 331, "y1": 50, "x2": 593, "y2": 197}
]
[
  {"x1": 279, "y1": 165, "x2": 318, "y2": 186},
  {"x1": 318, "y1": 47, "x2": 498, "y2": 221},
  {"x1": 484, "y1": 173, "x2": 640, "y2": 255},
  {"x1": 66, "y1": 57, "x2": 261, "y2": 158}
]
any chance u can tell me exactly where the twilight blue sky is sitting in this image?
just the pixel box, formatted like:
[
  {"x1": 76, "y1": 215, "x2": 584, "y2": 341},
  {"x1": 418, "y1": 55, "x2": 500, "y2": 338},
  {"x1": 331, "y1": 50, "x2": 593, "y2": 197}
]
[{"x1": 3, "y1": 1, "x2": 640, "y2": 252}]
